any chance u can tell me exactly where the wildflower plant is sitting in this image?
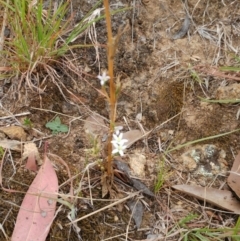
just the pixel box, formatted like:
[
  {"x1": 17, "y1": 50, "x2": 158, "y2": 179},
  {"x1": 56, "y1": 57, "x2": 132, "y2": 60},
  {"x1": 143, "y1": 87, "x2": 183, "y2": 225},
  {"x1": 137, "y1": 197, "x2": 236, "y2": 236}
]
[
  {"x1": 98, "y1": 0, "x2": 130, "y2": 184},
  {"x1": 97, "y1": 72, "x2": 128, "y2": 157}
]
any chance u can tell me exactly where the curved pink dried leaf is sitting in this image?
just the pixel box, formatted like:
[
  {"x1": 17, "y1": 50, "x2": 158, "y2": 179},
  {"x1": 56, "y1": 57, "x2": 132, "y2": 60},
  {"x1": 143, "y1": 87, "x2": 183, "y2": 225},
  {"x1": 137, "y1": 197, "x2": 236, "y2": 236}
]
[{"x1": 12, "y1": 155, "x2": 58, "y2": 241}]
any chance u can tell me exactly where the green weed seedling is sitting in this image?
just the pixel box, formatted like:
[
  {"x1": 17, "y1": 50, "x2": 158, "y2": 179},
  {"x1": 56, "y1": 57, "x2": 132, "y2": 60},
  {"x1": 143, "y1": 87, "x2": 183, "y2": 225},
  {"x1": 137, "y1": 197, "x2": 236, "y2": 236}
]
[
  {"x1": 45, "y1": 116, "x2": 68, "y2": 134},
  {"x1": 23, "y1": 117, "x2": 33, "y2": 128}
]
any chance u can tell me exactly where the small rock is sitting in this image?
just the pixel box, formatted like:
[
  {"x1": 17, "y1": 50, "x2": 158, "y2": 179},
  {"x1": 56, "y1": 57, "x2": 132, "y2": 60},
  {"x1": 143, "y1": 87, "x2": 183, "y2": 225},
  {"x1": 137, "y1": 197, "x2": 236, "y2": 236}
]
[
  {"x1": 129, "y1": 151, "x2": 146, "y2": 177},
  {"x1": 181, "y1": 154, "x2": 197, "y2": 172},
  {"x1": 215, "y1": 83, "x2": 240, "y2": 100},
  {"x1": 180, "y1": 144, "x2": 227, "y2": 178}
]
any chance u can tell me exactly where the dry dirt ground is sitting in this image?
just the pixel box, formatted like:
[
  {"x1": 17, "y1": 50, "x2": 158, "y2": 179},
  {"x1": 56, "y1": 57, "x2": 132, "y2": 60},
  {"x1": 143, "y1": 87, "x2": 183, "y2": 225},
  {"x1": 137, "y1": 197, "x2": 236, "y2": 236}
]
[{"x1": 1, "y1": 0, "x2": 240, "y2": 240}]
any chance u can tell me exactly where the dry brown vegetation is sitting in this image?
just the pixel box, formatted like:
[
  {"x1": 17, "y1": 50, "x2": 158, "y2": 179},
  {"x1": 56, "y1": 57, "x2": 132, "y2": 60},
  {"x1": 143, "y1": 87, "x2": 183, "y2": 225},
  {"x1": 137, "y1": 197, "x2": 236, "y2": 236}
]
[{"x1": 0, "y1": 0, "x2": 240, "y2": 240}]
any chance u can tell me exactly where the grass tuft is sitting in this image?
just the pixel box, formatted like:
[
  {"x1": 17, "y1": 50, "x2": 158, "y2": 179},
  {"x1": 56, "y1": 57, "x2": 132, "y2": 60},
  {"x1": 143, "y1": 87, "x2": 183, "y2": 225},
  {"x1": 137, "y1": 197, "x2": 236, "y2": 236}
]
[
  {"x1": 154, "y1": 157, "x2": 168, "y2": 193},
  {"x1": 0, "y1": 0, "x2": 105, "y2": 89}
]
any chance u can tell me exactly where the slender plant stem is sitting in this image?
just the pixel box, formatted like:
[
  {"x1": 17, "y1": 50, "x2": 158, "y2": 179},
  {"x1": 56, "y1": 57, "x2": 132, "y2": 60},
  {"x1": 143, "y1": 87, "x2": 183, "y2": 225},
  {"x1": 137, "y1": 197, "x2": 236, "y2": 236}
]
[{"x1": 103, "y1": 0, "x2": 116, "y2": 178}]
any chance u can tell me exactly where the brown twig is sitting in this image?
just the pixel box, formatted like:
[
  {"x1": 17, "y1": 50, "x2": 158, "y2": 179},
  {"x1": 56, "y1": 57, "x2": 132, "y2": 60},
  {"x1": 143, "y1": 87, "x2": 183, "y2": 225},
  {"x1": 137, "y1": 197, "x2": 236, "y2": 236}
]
[{"x1": 103, "y1": 0, "x2": 117, "y2": 179}]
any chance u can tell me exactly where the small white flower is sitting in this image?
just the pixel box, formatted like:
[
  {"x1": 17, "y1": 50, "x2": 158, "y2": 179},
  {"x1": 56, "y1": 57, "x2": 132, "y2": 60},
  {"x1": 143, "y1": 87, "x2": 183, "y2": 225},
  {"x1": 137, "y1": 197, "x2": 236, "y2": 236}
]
[
  {"x1": 112, "y1": 132, "x2": 122, "y2": 142},
  {"x1": 112, "y1": 142, "x2": 128, "y2": 156},
  {"x1": 112, "y1": 132, "x2": 128, "y2": 145},
  {"x1": 111, "y1": 131, "x2": 128, "y2": 156},
  {"x1": 97, "y1": 71, "x2": 110, "y2": 86}
]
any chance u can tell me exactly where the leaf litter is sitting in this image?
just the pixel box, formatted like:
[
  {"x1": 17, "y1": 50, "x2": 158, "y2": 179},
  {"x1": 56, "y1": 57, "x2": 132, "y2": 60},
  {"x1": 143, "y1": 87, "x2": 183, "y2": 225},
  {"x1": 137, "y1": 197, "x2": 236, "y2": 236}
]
[
  {"x1": 172, "y1": 184, "x2": 240, "y2": 214},
  {"x1": 1, "y1": 0, "x2": 240, "y2": 240},
  {"x1": 83, "y1": 113, "x2": 146, "y2": 148},
  {"x1": 0, "y1": 139, "x2": 21, "y2": 151},
  {"x1": 23, "y1": 143, "x2": 42, "y2": 171},
  {"x1": 11, "y1": 148, "x2": 58, "y2": 241},
  {"x1": 227, "y1": 151, "x2": 240, "y2": 198},
  {"x1": 113, "y1": 159, "x2": 154, "y2": 197},
  {"x1": 172, "y1": 150, "x2": 240, "y2": 214},
  {"x1": 127, "y1": 199, "x2": 144, "y2": 229},
  {"x1": 0, "y1": 126, "x2": 27, "y2": 141}
]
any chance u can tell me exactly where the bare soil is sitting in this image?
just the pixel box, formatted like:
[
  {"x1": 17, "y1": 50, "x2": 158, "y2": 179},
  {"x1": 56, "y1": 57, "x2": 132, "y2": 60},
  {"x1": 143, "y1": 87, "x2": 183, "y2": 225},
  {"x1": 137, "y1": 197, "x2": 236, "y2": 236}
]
[{"x1": 1, "y1": 0, "x2": 240, "y2": 240}]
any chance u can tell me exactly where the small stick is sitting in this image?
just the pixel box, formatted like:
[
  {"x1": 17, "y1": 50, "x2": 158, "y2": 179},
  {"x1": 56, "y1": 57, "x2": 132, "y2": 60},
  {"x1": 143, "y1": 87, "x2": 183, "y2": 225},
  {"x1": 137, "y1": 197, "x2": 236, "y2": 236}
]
[
  {"x1": 0, "y1": 112, "x2": 31, "y2": 120},
  {"x1": 31, "y1": 107, "x2": 79, "y2": 118},
  {"x1": 104, "y1": 0, "x2": 115, "y2": 178},
  {"x1": 67, "y1": 192, "x2": 139, "y2": 225}
]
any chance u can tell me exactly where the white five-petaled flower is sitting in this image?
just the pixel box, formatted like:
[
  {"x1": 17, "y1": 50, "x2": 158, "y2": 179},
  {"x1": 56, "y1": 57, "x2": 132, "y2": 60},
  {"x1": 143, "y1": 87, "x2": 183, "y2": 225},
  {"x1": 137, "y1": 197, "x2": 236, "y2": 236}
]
[
  {"x1": 97, "y1": 71, "x2": 110, "y2": 86},
  {"x1": 111, "y1": 131, "x2": 128, "y2": 156}
]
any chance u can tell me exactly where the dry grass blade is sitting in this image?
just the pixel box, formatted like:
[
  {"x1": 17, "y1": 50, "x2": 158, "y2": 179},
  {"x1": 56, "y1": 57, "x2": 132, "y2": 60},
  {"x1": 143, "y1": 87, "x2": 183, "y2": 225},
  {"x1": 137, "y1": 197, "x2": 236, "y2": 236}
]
[{"x1": 67, "y1": 192, "x2": 139, "y2": 225}]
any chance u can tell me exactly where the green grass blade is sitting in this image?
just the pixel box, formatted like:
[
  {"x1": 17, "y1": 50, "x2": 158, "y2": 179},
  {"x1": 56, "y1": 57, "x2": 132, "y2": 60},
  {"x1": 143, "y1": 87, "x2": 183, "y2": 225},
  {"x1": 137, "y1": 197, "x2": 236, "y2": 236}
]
[
  {"x1": 220, "y1": 66, "x2": 240, "y2": 71},
  {"x1": 168, "y1": 128, "x2": 240, "y2": 153},
  {"x1": 178, "y1": 214, "x2": 199, "y2": 228},
  {"x1": 233, "y1": 217, "x2": 240, "y2": 235}
]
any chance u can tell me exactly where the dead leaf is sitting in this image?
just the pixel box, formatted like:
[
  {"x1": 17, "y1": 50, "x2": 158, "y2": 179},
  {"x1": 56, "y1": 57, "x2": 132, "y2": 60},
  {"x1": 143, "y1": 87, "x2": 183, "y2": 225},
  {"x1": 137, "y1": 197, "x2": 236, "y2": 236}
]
[
  {"x1": 0, "y1": 139, "x2": 21, "y2": 151},
  {"x1": 173, "y1": 184, "x2": 240, "y2": 214},
  {"x1": 48, "y1": 153, "x2": 74, "y2": 202},
  {"x1": 22, "y1": 143, "x2": 42, "y2": 171},
  {"x1": 122, "y1": 130, "x2": 143, "y2": 148},
  {"x1": 113, "y1": 159, "x2": 131, "y2": 176},
  {"x1": 25, "y1": 152, "x2": 38, "y2": 172},
  {"x1": 101, "y1": 172, "x2": 109, "y2": 198},
  {"x1": 113, "y1": 159, "x2": 133, "y2": 186},
  {"x1": 84, "y1": 113, "x2": 108, "y2": 140},
  {"x1": 127, "y1": 199, "x2": 144, "y2": 229},
  {"x1": 113, "y1": 159, "x2": 154, "y2": 197},
  {"x1": 84, "y1": 113, "x2": 109, "y2": 156},
  {"x1": 227, "y1": 151, "x2": 240, "y2": 198},
  {"x1": 0, "y1": 126, "x2": 27, "y2": 141},
  {"x1": 11, "y1": 154, "x2": 58, "y2": 241},
  {"x1": 132, "y1": 179, "x2": 155, "y2": 197}
]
